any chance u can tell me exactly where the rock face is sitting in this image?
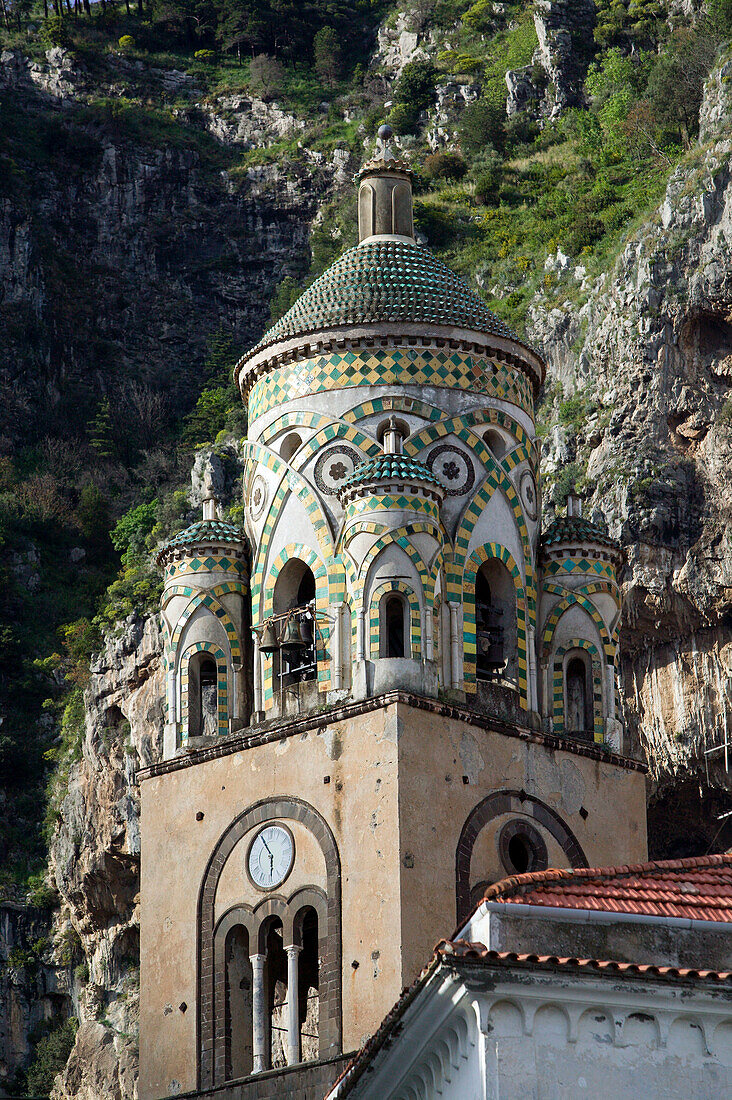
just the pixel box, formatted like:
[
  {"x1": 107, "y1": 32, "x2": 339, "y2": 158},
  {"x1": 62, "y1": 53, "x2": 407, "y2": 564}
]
[
  {"x1": 46, "y1": 613, "x2": 164, "y2": 1100},
  {"x1": 529, "y1": 65, "x2": 732, "y2": 852},
  {"x1": 0, "y1": 48, "x2": 334, "y2": 448},
  {"x1": 533, "y1": 0, "x2": 595, "y2": 116},
  {"x1": 0, "y1": 903, "x2": 66, "y2": 1091}
]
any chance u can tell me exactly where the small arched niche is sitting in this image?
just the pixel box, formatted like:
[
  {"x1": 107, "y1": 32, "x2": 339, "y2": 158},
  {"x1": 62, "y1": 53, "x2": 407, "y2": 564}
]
[
  {"x1": 188, "y1": 651, "x2": 220, "y2": 738},
  {"x1": 564, "y1": 649, "x2": 593, "y2": 735},
  {"x1": 474, "y1": 559, "x2": 517, "y2": 686},
  {"x1": 483, "y1": 427, "x2": 508, "y2": 460},
  {"x1": 380, "y1": 592, "x2": 409, "y2": 658},
  {"x1": 280, "y1": 433, "x2": 302, "y2": 464}
]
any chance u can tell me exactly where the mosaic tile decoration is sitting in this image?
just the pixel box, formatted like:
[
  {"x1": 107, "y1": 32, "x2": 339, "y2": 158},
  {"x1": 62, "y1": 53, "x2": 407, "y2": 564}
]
[
  {"x1": 260, "y1": 411, "x2": 333, "y2": 445},
  {"x1": 345, "y1": 492, "x2": 441, "y2": 523},
  {"x1": 168, "y1": 587, "x2": 242, "y2": 664},
  {"x1": 543, "y1": 556, "x2": 616, "y2": 582},
  {"x1": 247, "y1": 441, "x2": 342, "y2": 615},
  {"x1": 348, "y1": 523, "x2": 441, "y2": 608},
  {"x1": 368, "y1": 580, "x2": 421, "y2": 660},
  {"x1": 462, "y1": 543, "x2": 528, "y2": 708},
  {"x1": 541, "y1": 591, "x2": 614, "y2": 662},
  {"x1": 179, "y1": 641, "x2": 229, "y2": 741},
  {"x1": 293, "y1": 423, "x2": 381, "y2": 473},
  {"x1": 552, "y1": 639, "x2": 605, "y2": 743},
  {"x1": 260, "y1": 543, "x2": 330, "y2": 709},
  {"x1": 248, "y1": 348, "x2": 535, "y2": 422},
  {"x1": 166, "y1": 555, "x2": 245, "y2": 580},
  {"x1": 342, "y1": 395, "x2": 445, "y2": 425}
]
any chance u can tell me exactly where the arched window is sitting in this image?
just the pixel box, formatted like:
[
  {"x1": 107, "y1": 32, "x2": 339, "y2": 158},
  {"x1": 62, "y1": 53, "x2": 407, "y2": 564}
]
[
  {"x1": 475, "y1": 559, "x2": 518, "y2": 686},
  {"x1": 225, "y1": 926, "x2": 252, "y2": 1081},
  {"x1": 263, "y1": 917, "x2": 288, "y2": 1070},
  {"x1": 280, "y1": 433, "x2": 302, "y2": 463},
  {"x1": 380, "y1": 593, "x2": 408, "y2": 658},
  {"x1": 565, "y1": 653, "x2": 592, "y2": 734},
  {"x1": 294, "y1": 907, "x2": 320, "y2": 1063},
  {"x1": 187, "y1": 651, "x2": 220, "y2": 737},
  {"x1": 273, "y1": 560, "x2": 317, "y2": 685}
]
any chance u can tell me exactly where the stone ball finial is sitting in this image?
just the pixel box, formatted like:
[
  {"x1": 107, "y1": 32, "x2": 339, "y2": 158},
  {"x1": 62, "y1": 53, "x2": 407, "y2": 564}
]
[{"x1": 377, "y1": 123, "x2": 393, "y2": 141}]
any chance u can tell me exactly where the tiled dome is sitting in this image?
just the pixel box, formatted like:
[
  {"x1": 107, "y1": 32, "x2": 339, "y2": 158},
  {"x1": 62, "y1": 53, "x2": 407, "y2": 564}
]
[
  {"x1": 542, "y1": 514, "x2": 617, "y2": 551},
  {"x1": 158, "y1": 519, "x2": 244, "y2": 560},
  {"x1": 339, "y1": 453, "x2": 442, "y2": 493},
  {"x1": 246, "y1": 239, "x2": 518, "y2": 357}
]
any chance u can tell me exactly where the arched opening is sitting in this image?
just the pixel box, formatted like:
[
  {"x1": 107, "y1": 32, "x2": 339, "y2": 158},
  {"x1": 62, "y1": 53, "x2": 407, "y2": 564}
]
[
  {"x1": 295, "y1": 907, "x2": 320, "y2": 1063},
  {"x1": 380, "y1": 593, "x2": 408, "y2": 658},
  {"x1": 187, "y1": 651, "x2": 220, "y2": 738},
  {"x1": 262, "y1": 917, "x2": 288, "y2": 1070},
  {"x1": 376, "y1": 416, "x2": 410, "y2": 445},
  {"x1": 280, "y1": 433, "x2": 302, "y2": 463},
  {"x1": 474, "y1": 560, "x2": 517, "y2": 686},
  {"x1": 224, "y1": 926, "x2": 253, "y2": 1081},
  {"x1": 565, "y1": 652, "x2": 593, "y2": 735},
  {"x1": 273, "y1": 560, "x2": 317, "y2": 688},
  {"x1": 483, "y1": 428, "x2": 507, "y2": 460}
]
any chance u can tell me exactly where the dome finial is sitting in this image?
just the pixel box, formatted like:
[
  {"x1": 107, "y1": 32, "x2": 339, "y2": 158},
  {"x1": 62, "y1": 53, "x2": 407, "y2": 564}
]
[{"x1": 357, "y1": 124, "x2": 415, "y2": 243}]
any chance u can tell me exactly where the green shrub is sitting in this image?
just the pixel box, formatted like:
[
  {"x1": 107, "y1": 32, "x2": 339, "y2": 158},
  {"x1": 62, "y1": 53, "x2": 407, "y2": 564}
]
[
  {"x1": 110, "y1": 501, "x2": 158, "y2": 567},
  {"x1": 194, "y1": 49, "x2": 216, "y2": 62},
  {"x1": 25, "y1": 1018, "x2": 77, "y2": 1097},
  {"x1": 40, "y1": 16, "x2": 70, "y2": 48},
  {"x1": 394, "y1": 59, "x2": 436, "y2": 115},
  {"x1": 459, "y1": 97, "x2": 505, "y2": 154},
  {"x1": 118, "y1": 35, "x2": 136, "y2": 51},
  {"x1": 424, "y1": 152, "x2": 467, "y2": 180},
  {"x1": 388, "y1": 102, "x2": 418, "y2": 135}
]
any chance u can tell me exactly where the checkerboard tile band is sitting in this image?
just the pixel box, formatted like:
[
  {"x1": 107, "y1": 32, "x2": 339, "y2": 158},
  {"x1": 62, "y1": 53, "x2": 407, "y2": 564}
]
[{"x1": 248, "y1": 348, "x2": 534, "y2": 422}]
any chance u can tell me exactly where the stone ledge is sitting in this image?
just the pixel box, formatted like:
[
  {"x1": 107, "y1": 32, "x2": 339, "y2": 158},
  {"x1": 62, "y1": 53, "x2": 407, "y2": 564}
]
[{"x1": 137, "y1": 691, "x2": 646, "y2": 782}]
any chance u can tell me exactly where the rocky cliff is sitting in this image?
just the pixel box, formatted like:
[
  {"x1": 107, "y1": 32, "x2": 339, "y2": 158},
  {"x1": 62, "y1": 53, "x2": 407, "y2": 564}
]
[
  {"x1": 529, "y1": 61, "x2": 732, "y2": 853},
  {"x1": 3, "y1": 2, "x2": 732, "y2": 1096},
  {"x1": 46, "y1": 612, "x2": 163, "y2": 1100}
]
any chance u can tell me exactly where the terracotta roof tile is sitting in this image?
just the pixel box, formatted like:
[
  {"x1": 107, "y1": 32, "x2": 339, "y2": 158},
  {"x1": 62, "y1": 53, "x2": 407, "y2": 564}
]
[{"x1": 479, "y1": 851, "x2": 732, "y2": 923}]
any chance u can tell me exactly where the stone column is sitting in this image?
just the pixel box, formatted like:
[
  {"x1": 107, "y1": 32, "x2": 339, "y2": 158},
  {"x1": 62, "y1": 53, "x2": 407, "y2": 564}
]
[
  {"x1": 285, "y1": 944, "x2": 302, "y2": 1065},
  {"x1": 606, "y1": 663, "x2": 615, "y2": 720},
  {"x1": 356, "y1": 608, "x2": 365, "y2": 661},
  {"x1": 526, "y1": 626, "x2": 537, "y2": 713},
  {"x1": 332, "y1": 605, "x2": 342, "y2": 690},
  {"x1": 424, "y1": 605, "x2": 434, "y2": 662},
  {"x1": 250, "y1": 953, "x2": 266, "y2": 1073}
]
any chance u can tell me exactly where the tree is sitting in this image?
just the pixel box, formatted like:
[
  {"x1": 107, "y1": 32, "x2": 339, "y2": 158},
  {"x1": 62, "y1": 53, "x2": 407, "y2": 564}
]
[
  {"x1": 459, "y1": 97, "x2": 505, "y2": 155},
  {"x1": 88, "y1": 397, "x2": 115, "y2": 460},
  {"x1": 248, "y1": 53, "x2": 285, "y2": 100},
  {"x1": 313, "y1": 26, "x2": 343, "y2": 86}
]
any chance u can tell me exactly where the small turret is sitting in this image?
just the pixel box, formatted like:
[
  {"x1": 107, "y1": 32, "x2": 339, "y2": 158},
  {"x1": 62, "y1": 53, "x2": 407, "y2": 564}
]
[{"x1": 357, "y1": 123, "x2": 415, "y2": 243}]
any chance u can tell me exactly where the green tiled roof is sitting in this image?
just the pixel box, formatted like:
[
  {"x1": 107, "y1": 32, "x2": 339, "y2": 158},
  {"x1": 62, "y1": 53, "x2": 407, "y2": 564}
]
[
  {"x1": 542, "y1": 515, "x2": 617, "y2": 550},
  {"x1": 340, "y1": 454, "x2": 442, "y2": 492},
  {"x1": 247, "y1": 240, "x2": 518, "y2": 355},
  {"x1": 163, "y1": 519, "x2": 244, "y2": 552}
]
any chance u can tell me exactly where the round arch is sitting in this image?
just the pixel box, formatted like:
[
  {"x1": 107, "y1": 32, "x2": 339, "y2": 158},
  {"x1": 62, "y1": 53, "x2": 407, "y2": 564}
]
[
  {"x1": 455, "y1": 790, "x2": 588, "y2": 922},
  {"x1": 198, "y1": 797, "x2": 341, "y2": 1088}
]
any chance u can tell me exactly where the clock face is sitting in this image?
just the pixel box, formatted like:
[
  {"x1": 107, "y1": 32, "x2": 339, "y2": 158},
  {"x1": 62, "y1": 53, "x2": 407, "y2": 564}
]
[{"x1": 247, "y1": 824, "x2": 295, "y2": 890}]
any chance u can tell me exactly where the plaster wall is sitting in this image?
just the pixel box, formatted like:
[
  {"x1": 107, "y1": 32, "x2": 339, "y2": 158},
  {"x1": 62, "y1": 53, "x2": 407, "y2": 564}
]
[{"x1": 139, "y1": 700, "x2": 645, "y2": 1099}]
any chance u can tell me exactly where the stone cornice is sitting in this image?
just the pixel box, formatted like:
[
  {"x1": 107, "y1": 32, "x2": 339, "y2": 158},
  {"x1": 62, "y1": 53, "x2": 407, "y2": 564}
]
[{"x1": 137, "y1": 690, "x2": 646, "y2": 782}]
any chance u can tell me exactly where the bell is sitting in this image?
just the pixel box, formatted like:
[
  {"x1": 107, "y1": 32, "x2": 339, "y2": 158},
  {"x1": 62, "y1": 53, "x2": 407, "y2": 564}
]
[
  {"x1": 259, "y1": 622, "x2": 279, "y2": 654},
  {"x1": 280, "y1": 616, "x2": 306, "y2": 650},
  {"x1": 299, "y1": 613, "x2": 314, "y2": 646}
]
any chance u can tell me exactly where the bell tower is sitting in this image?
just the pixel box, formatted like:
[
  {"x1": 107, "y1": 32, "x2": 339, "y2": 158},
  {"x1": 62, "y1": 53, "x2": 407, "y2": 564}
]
[{"x1": 138, "y1": 129, "x2": 647, "y2": 1100}]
